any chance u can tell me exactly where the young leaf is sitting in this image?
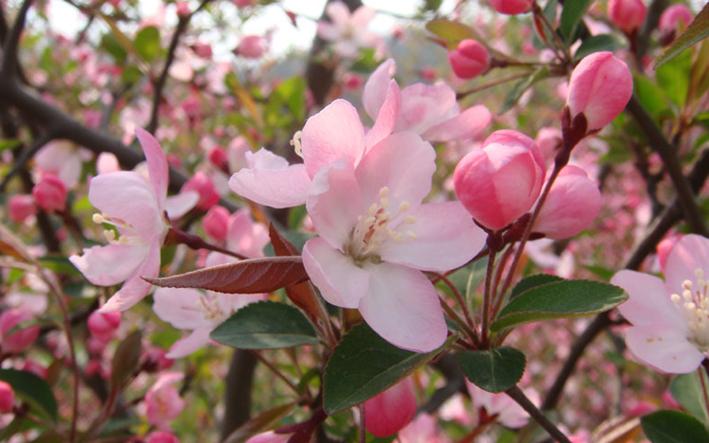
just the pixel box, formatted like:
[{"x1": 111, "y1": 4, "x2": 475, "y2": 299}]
[
  {"x1": 510, "y1": 274, "x2": 563, "y2": 299},
  {"x1": 574, "y1": 34, "x2": 622, "y2": 60},
  {"x1": 491, "y1": 280, "x2": 627, "y2": 333},
  {"x1": 641, "y1": 410, "x2": 709, "y2": 442},
  {"x1": 457, "y1": 347, "x2": 526, "y2": 393},
  {"x1": 656, "y1": 3, "x2": 709, "y2": 67},
  {"x1": 134, "y1": 26, "x2": 161, "y2": 62},
  {"x1": 323, "y1": 323, "x2": 448, "y2": 413},
  {"x1": 110, "y1": 331, "x2": 142, "y2": 389},
  {"x1": 425, "y1": 19, "x2": 475, "y2": 48},
  {"x1": 211, "y1": 301, "x2": 319, "y2": 349},
  {"x1": 560, "y1": 0, "x2": 593, "y2": 43},
  {"x1": 0, "y1": 369, "x2": 58, "y2": 422},
  {"x1": 670, "y1": 373, "x2": 709, "y2": 424},
  {"x1": 223, "y1": 402, "x2": 295, "y2": 443},
  {"x1": 146, "y1": 256, "x2": 308, "y2": 294}
]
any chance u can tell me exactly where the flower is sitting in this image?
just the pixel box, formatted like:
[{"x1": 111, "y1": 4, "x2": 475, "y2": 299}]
[
  {"x1": 236, "y1": 35, "x2": 267, "y2": 59},
  {"x1": 448, "y1": 39, "x2": 490, "y2": 80},
  {"x1": 317, "y1": 2, "x2": 377, "y2": 58},
  {"x1": 87, "y1": 311, "x2": 121, "y2": 342},
  {"x1": 364, "y1": 378, "x2": 417, "y2": 437},
  {"x1": 612, "y1": 234, "x2": 709, "y2": 373},
  {"x1": 0, "y1": 308, "x2": 40, "y2": 354},
  {"x1": 145, "y1": 372, "x2": 185, "y2": 429},
  {"x1": 659, "y1": 4, "x2": 693, "y2": 33},
  {"x1": 202, "y1": 205, "x2": 230, "y2": 242},
  {"x1": 467, "y1": 381, "x2": 537, "y2": 428},
  {"x1": 489, "y1": 0, "x2": 533, "y2": 15},
  {"x1": 608, "y1": 0, "x2": 647, "y2": 33},
  {"x1": 32, "y1": 173, "x2": 67, "y2": 213},
  {"x1": 8, "y1": 194, "x2": 36, "y2": 223},
  {"x1": 34, "y1": 141, "x2": 88, "y2": 189},
  {"x1": 70, "y1": 129, "x2": 198, "y2": 312}
]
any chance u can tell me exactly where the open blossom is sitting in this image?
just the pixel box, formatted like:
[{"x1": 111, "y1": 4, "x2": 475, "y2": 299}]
[
  {"x1": 398, "y1": 414, "x2": 446, "y2": 443},
  {"x1": 448, "y1": 39, "x2": 489, "y2": 80},
  {"x1": 363, "y1": 59, "x2": 491, "y2": 143},
  {"x1": 612, "y1": 234, "x2": 709, "y2": 373},
  {"x1": 35, "y1": 141, "x2": 88, "y2": 189},
  {"x1": 145, "y1": 372, "x2": 185, "y2": 429},
  {"x1": 317, "y1": 2, "x2": 377, "y2": 58},
  {"x1": 70, "y1": 129, "x2": 198, "y2": 312},
  {"x1": 364, "y1": 378, "x2": 416, "y2": 437}
]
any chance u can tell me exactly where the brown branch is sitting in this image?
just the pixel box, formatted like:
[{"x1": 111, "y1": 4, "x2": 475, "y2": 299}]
[
  {"x1": 1, "y1": 0, "x2": 33, "y2": 76},
  {"x1": 506, "y1": 386, "x2": 571, "y2": 443},
  {"x1": 220, "y1": 349, "x2": 258, "y2": 440}
]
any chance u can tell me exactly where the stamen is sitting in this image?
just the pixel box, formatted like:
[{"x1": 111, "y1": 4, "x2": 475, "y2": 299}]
[
  {"x1": 290, "y1": 131, "x2": 304, "y2": 158},
  {"x1": 92, "y1": 213, "x2": 106, "y2": 224}
]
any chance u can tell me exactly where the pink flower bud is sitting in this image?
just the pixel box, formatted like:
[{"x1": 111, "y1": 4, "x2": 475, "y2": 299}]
[
  {"x1": 534, "y1": 127, "x2": 562, "y2": 165},
  {"x1": 608, "y1": 0, "x2": 647, "y2": 33},
  {"x1": 175, "y1": 2, "x2": 191, "y2": 17},
  {"x1": 208, "y1": 147, "x2": 228, "y2": 169},
  {"x1": 567, "y1": 52, "x2": 632, "y2": 131},
  {"x1": 364, "y1": 378, "x2": 417, "y2": 437},
  {"x1": 659, "y1": 4, "x2": 693, "y2": 33},
  {"x1": 0, "y1": 381, "x2": 15, "y2": 413},
  {"x1": 342, "y1": 72, "x2": 363, "y2": 90},
  {"x1": 236, "y1": 35, "x2": 267, "y2": 59},
  {"x1": 87, "y1": 311, "x2": 121, "y2": 342},
  {"x1": 448, "y1": 39, "x2": 489, "y2": 79},
  {"x1": 181, "y1": 172, "x2": 220, "y2": 210},
  {"x1": 192, "y1": 42, "x2": 213, "y2": 59},
  {"x1": 8, "y1": 194, "x2": 36, "y2": 223},
  {"x1": 489, "y1": 0, "x2": 533, "y2": 15},
  {"x1": 203, "y1": 205, "x2": 230, "y2": 242},
  {"x1": 22, "y1": 360, "x2": 48, "y2": 379},
  {"x1": 32, "y1": 173, "x2": 67, "y2": 213},
  {"x1": 146, "y1": 431, "x2": 180, "y2": 443},
  {"x1": 534, "y1": 165, "x2": 601, "y2": 239},
  {"x1": 0, "y1": 309, "x2": 40, "y2": 354},
  {"x1": 454, "y1": 130, "x2": 545, "y2": 231}
]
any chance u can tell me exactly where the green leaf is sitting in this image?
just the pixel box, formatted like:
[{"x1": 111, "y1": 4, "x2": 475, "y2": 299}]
[
  {"x1": 457, "y1": 347, "x2": 526, "y2": 393},
  {"x1": 656, "y1": 3, "x2": 709, "y2": 67},
  {"x1": 110, "y1": 331, "x2": 142, "y2": 389},
  {"x1": 0, "y1": 369, "x2": 58, "y2": 422},
  {"x1": 100, "y1": 33, "x2": 127, "y2": 63},
  {"x1": 574, "y1": 34, "x2": 622, "y2": 60},
  {"x1": 510, "y1": 274, "x2": 563, "y2": 299},
  {"x1": 500, "y1": 67, "x2": 549, "y2": 113},
  {"x1": 223, "y1": 402, "x2": 295, "y2": 443},
  {"x1": 134, "y1": 26, "x2": 161, "y2": 62},
  {"x1": 38, "y1": 256, "x2": 80, "y2": 277},
  {"x1": 670, "y1": 372, "x2": 709, "y2": 424},
  {"x1": 211, "y1": 301, "x2": 319, "y2": 349},
  {"x1": 425, "y1": 19, "x2": 474, "y2": 48},
  {"x1": 656, "y1": 48, "x2": 691, "y2": 108},
  {"x1": 323, "y1": 323, "x2": 448, "y2": 413},
  {"x1": 491, "y1": 280, "x2": 627, "y2": 333},
  {"x1": 634, "y1": 76, "x2": 670, "y2": 118},
  {"x1": 641, "y1": 410, "x2": 709, "y2": 442},
  {"x1": 0, "y1": 139, "x2": 21, "y2": 152},
  {"x1": 560, "y1": 0, "x2": 593, "y2": 43}
]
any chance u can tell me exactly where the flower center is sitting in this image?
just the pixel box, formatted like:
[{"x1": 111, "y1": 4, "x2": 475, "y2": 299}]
[
  {"x1": 92, "y1": 213, "x2": 136, "y2": 244},
  {"x1": 671, "y1": 268, "x2": 709, "y2": 351},
  {"x1": 345, "y1": 186, "x2": 416, "y2": 265},
  {"x1": 198, "y1": 293, "x2": 230, "y2": 322}
]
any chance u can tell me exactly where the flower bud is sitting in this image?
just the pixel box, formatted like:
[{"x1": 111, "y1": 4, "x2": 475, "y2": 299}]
[
  {"x1": 534, "y1": 165, "x2": 601, "y2": 239},
  {"x1": 181, "y1": 172, "x2": 220, "y2": 210},
  {"x1": 146, "y1": 431, "x2": 180, "y2": 443},
  {"x1": 203, "y1": 205, "x2": 230, "y2": 242},
  {"x1": 87, "y1": 311, "x2": 121, "y2": 342},
  {"x1": 236, "y1": 35, "x2": 267, "y2": 59},
  {"x1": 534, "y1": 127, "x2": 562, "y2": 166},
  {"x1": 608, "y1": 0, "x2": 647, "y2": 33},
  {"x1": 659, "y1": 4, "x2": 693, "y2": 33},
  {"x1": 0, "y1": 381, "x2": 15, "y2": 413},
  {"x1": 208, "y1": 147, "x2": 228, "y2": 169},
  {"x1": 489, "y1": 0, "x2": 533, "y2": 15},
  {"x1": 567, "y1": 51, "x2": 632, "y2": 131},
  {"x1": 364, "y1": 378, "x2": 417, "y2": 437},
  {"x1": 8, "y1": 194, "x2": 36, "y2": 223},
  {"x1": 0, "y1": 309, "x2": 40, "y2": 354},
  {"x1": 448, "y1": 39, "x2": 490, "y2": 79},
  {"x1": 454, "y1": 130, "x2": 545, "y2": 231},
  {"x1": 32, "y1": 173, "x2": 67, "y2": 213}
]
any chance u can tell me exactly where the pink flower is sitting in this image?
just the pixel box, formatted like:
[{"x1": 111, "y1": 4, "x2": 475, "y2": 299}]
[
  {"x1": 70, "y1": 129, "x2": 198, "y2": 312},
  {"x1": 467, "y1": 381, "x2": 536, "y2": 428},
  {"x1": 535, "y1": 127, "x2": 562, "y2": 165},
  {"x1": 87, "y1": 311, "x2": 121, "y2": 342},
  {"x1": 489, "y1": 0, "x2": 533, "y2": 14},
  {"x1": 0, "y1": 381, "x2": 15, "y2": 414},
  {"x1": 656, "y1": 233, "x2": 681, "y2": 270},
  {"x1": 96, "y1": 152, "x2": 121, "y2": 174},
  {"x1": 608, "y1": 0, "x2": 647, "y2": 33},
  {"x1": 567, "y1": 52, "x2": 633, "y2": 131},
  {"x1": 398, "y1": 414, "x2": 445, "y2": 443},
  {"x1": 145, "y1": 431, "x2": 180, "y2": 443},
  {"x1": 363, "y1": 59, "x2": 491, "y2": 143},
  {"x1": 0, "y1": 308, "x2": 40, "y2": 354},
  {"x1": 35, "y1": 141, "x2": 85, "y2": 189},
  {"x1": 32, "y1": 173, "x2": 67, "y2": 213},
  {"x1": 145, "y1": 372, "x2": 185, "y2": 429},
  {"x1": 8, "y1": 195, "x2": 36, "y2": 223},
  {"x1": 659, "y1": 4, "x2": 693, "y2": 33},
  {"x1": 299, "y1": 103, "x2": 486, "y2": 352},
  {"x1": 611, "y1": 234, "x2": 709, "y2": 373},
  {"x1": 208, "y1": 147, "x2": 228, "y2": 169},
  {"x1": 364, "y1": 378, "x2": 417, "y2": 437},
  {"x1": 245, "y1": 431, "x2": 290, "y2": 443},
  {"x1": 317, "y1": 2, "x2": 377, "y2": 58},
  {"x1": 448, "y1": 39, "x2": 489, "y2": 79},
  {"x1": 534, "y1": 165, "x2": 601, "y2": 239},
  {"x1": 453, "y1": 130, "x2": 545, "y2": 231},
  {"x1": 236, "y1": 35, "x2": 267, "y2": 59},
  {"x1": 181, "y1": 171, "x2": 219, "y2": 210},
  {"x1": 203, "y1": 205, "x2": 230, "y2": 242}
]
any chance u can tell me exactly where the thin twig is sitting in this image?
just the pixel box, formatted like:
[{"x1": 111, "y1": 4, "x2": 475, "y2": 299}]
[
  {"x1": 1, "y1": 0, "x2": 33, "y2": 76},
  {"x1": 0, "y1": 132, "x2": 54, "y2": 191},
  {"x1": 506, "y1": 386, "x2": 572, "y2": 443},
  {"x1": 251, "y1": 351, "x2": 300, "y2": 396},
  {"x1": 480, "y1": 248, "x2": 497, "y2": 345}
]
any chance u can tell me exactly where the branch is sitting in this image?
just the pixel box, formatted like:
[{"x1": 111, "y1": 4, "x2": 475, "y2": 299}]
[
  {"x1": 0, "y1": 132, "x2": 53, "y2": 191},
  {"x1": 1, "y1": 0, "x2": 32, "y2": 76},
  {"x1": 506, "y1": 386, "x2": 571, "y2": 443},
  {"x1": 220, "y1": 349, "x2": 257, "y2": 440}
]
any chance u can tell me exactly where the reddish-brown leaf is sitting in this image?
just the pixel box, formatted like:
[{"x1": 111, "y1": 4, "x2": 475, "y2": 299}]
[{"x1": 145, "y1": 256, "x2": 308, "y2": 294}]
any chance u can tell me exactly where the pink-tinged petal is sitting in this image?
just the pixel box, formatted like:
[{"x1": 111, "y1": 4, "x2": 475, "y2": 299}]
[
  {"x1": 166, "y1": 328, "x2": 212, "y2": 359},
  {"x1": 326, "y1": 1, "x2": 351, "y2": 27},
  {"x1": 612, "y1": 270, "x2": 684, "y2": 328},
  {"x1": 350, "y1": 5, "x2": 375, "y2": 29},
  {"x1": 228, "y1": 149, "x2": 311, "y2": 209},
  {"x1": 358, "y1": 263, "x2": 447, "y2": 352},
  {"x1": 422, "y1": 105, "x2": 492, "y2": 142},
  {"x1": 301, "y1": 99, "x2": 366, "y2": 177},
  {"x1": 307, "y1": 161, "x2": 364, "y2": 249},
  {"x1": 135, "y1": 128, "x2": 169, "y2": 208},
  {"x1": 664, "y1": 234, "x2": 709, "y2": 295},
  {"x1": 226, "y1": 209, "x2": 269, "y2": 258},
  {"x1": 364, "y1": 80, "x2": 400, "y2": 149},
  {"x1": 397, "y1": 83, "x2": 457, "y2": 134},
  {"x1": 379, "y1": 202, "x2": 485, "y2": 272},
  {"x1": 153, "y1": 287, "x2": 213, "y2": 330},
  {"x1": 356, "y1": 132, "x2": 435, "y2": 209},
  {"x1": 99, "y1": 242, "x2": 161, "y2": 312},
  {"x1": 364, "y1": 378, "x2": 417, "y2": 437},
  {"x1": 70, "y1": 244, "x2": 148, "y2": 286},
  {"x1": 317, "y1": 22, "x2": 340, "y2": 41},
  {"x1": 89, "y1": 171, "x2": 164, "y2": 240},
  {"x1": 363, "y1": 59, "x2": 396, "y2": 120},
  {"x1": 302, "y1": 237, "x2": 369, "y2": 309},
  {"x1": 165, "y1": 191, "x2": 199, "y2": 220},
  {"x1": 625, "y1": 325, "x2": 704, "y2": 374}
]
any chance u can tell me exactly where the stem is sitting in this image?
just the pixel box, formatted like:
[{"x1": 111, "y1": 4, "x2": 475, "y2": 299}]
[
  {"x1": 489, "y1": 245, "x2": 515, "y2": 320},
  {"x1": 480, "y1": 248, "x2": 497, "y2": 345},
  {"x1": 699, "y1": 367, "x2": 709, "y2": 417},
  {"x1": 436, "y1": 272, "x2": 477, "y2": 340},
  {"x1": 168, "y1": 227, "x2": 248, "y2": 260},
  {"x1": 359, "y1": 404, "x2": 366, "y2": 443},
  {"x1": 456, "y1": 71, "x2": 532, "y2": 99},
  {"x1": 506, "y1": 386, "x2": 572, "y2": 443},
  {"x1": 0, "y1": 132, "x2": 54, "y2": 191},
  {"x1": 439, "y1": 296, "x2": 477, "y2": 346},
  {"x1": 251, "y1": 351, "x2": 301, "y2": 396}
]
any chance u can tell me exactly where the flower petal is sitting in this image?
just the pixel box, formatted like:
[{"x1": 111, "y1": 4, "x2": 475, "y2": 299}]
[
  {"x1": 135, "y1": 128, "x2": 169, "y2": 208},
  {"x1": 153, "y1": 287, "x2": 213, "y2": 330},
  {"x1": 397, "y1": 83, "x2": 457, "y2": 134},
  {"x1": 70, "y1": 243, "x2": 148, "y2": 286},
  {"x1": 358, "y1": 263, "x2": 447, "y2": 352},
  {"x1": 664, "y1": 234, "x2": 709, "y2": 295},
  {"x1": 167, "y1": 328, "x2": 212, "y2": 359},
  {"x1": 363, "y1": 59, "x2": 396, "y2": 120},
  {"x1": 422, "y1": 105, "x2": 492, "y2": 142},
  {"x1": 226, "y1": 209, "x2": 269, "y2": 258},
  {"x1": 364, "y1": 80, "x2": 400, "y2": 149},
  {"x1": 326, "y1": 1, "x2": 351, "y2": 27},
  {"x1": 99, "y1": 242, "x2": 161, "y2": 312},
  {"x1": 165, "y1": 191, "x2": 199, "y2": 220},
  {"x1": 302, "y1": 237, "x2": 370, "y2": 309},
  {"x1": 611, "y1": 270, "x2": 684, "y2": 328},
  {"x1": 625, "y1": 325, "x2": 704, "y2": 374}
]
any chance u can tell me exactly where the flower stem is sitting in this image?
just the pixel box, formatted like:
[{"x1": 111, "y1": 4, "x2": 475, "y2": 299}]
[
  {"x1": 506, "y1": 386, "x2": 572, "y2": 443},
  {"x1": 480, "y1": 248, "x2": 497, "y2": 346}
]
